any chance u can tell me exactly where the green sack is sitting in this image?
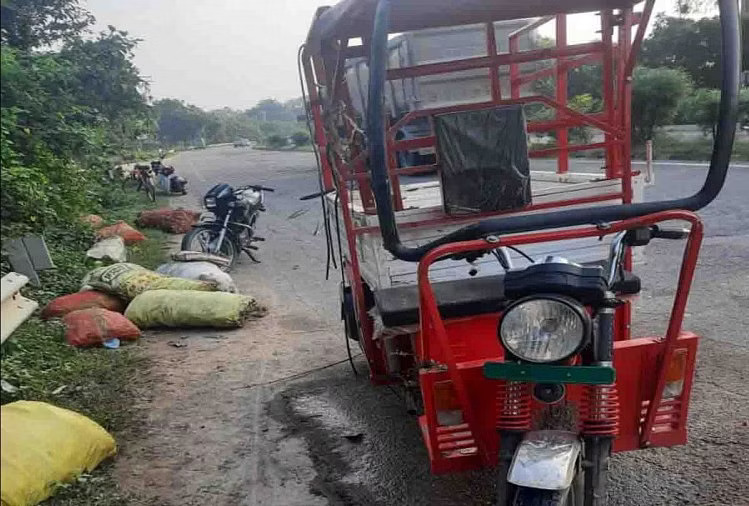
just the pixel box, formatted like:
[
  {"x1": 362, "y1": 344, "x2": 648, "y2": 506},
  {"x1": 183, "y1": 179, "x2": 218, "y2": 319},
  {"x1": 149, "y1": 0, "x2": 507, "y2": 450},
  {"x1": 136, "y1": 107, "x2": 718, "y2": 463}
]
[
  {"x1": 124, "y1": 290, "x2": 267, "y2": 328},
  {"x1": 83, "y1": 263, "x2": 216, "y2": 300}
]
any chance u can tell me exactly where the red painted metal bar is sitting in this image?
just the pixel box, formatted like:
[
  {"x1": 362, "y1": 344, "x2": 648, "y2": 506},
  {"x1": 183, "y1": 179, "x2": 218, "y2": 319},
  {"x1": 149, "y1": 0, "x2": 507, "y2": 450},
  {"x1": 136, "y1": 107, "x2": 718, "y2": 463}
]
[
  {"x1": 619, "y1": 8, "x2": 634, "y2": 204},
  {"x1": 387, "y1": 42, "x2": 603, "y2": 81},
  {"x1": 509, "y1": 36, "x2": 520, "y2": 99},
  {"x1": 556, "y1": 14, "x2": 569, "y2": 174},
  {"x1": 527, "y1": 114, "x2": 609, "y2": 133},
  {"x1": 529, "y1": 141, "x2": 608, "y2": 158},
  {"x1": 601, "y1": 10, "x2": 618, "y2": 178},
  {"x1": 486, "y1": 22, "x2": 502, "y2": 103},
  {"x1": 352, "y1": 192, "x2": 624, "y2": 236},
  {"x1": 389, "y1": 95, "x2": 620, "y2": 138},
  {"x1": 389, "y1": 101, "x2": 495, "y2": 134},
  {"x1": 386, "y1": 131, "x2": 405, "y2": 211},
  {"x1": 417, "y1": 254, "x2": 489, "y2": 465},
  {"x1": 624, "y1": 0, "x2": 656, "y2": 79},
  {"x1": 641, "y1": 218, "x2": 704, "y2": 445},
  {"x1": 302, "y1": 53, "x2": 334, "y2": 190},
  {"x1": 336, "y1": 174, "x2": 384, "y2": 378},
  {"x1": 512, "y1": 53, "x2": 602, "y2": 88}
]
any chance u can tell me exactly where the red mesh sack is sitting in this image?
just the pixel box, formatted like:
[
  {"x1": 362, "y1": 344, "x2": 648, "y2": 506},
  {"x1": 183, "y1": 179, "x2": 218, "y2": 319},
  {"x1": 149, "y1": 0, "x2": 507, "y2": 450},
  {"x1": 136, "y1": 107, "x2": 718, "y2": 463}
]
[
  {"x1": 63, "y1": 308, "x2": 141, "y2": 347},
  {"x1": 81, "y1": 214, "x2": 105, "y2": 229},
  {"x1": 137, "y1": 208, "x2": 200, "y2": 234},
  {"x1": 41, "y1": 291, "x2": 126, "y2": 319},
  {"x1": 97, "y1": 221, "x2": 146, "y2": 245}
]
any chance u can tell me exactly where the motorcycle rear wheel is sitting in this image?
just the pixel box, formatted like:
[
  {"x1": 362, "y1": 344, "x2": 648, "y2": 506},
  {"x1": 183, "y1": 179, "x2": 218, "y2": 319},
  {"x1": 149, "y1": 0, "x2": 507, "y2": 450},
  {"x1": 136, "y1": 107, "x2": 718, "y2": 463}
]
[{"x1": 181, "y1": 227, "x2": 238, "y2": 271}]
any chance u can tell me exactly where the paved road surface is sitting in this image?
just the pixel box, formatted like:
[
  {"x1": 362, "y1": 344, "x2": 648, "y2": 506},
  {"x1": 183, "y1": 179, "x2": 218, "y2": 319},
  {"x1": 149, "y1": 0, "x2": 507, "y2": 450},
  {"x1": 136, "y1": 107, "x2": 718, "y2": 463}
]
[{"x1": 117, "y1": 147, "x2": 748, "y2": 506}]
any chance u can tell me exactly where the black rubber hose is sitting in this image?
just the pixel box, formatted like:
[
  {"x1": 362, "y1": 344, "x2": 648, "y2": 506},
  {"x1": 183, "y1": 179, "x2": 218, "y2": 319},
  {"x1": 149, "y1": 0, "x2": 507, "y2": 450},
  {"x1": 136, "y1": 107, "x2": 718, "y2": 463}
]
[{"x1": 366, "y1": 0, "x2": 740, "y2": 263}]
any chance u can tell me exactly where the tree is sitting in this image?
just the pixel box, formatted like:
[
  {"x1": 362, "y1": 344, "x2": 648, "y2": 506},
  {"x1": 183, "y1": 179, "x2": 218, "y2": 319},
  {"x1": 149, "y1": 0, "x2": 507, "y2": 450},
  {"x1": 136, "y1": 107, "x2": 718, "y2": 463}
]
[
  {"x1": 265, "y1": 134, "x2": 288, "y2": 148},
  {"x1": 686, "y1": 88, "x2": 749, "y2": 139},
  {"x1": 0, "y1": 0, "x2": 94, "y2": 49},
  {"x1": 631, "y1": 67, "x2": 693, "y2": 142},
  {"x1": 641, "y1": 15, "x2": 749, "y2": 89},
  {"x1": 153, "y1": 99, "x2": 207, "y2": 146},
  {"x1": 247, "y1": 99, "x2": 294, "y2": 121}
]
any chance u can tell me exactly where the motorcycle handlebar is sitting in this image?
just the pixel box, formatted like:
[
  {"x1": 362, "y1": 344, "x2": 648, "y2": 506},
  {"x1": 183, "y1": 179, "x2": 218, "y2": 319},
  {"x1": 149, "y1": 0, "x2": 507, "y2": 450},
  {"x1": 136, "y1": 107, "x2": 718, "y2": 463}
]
[{"x1": 236, "y1": 184, "x2": 275, "y2": 193}]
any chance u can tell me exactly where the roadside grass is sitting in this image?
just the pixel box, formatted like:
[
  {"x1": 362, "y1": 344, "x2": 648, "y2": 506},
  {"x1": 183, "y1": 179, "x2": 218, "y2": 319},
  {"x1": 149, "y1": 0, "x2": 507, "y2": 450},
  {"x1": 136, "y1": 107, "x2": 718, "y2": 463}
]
[{"x1": 1, "y1": 183, "x2": 171, "y2": 505}]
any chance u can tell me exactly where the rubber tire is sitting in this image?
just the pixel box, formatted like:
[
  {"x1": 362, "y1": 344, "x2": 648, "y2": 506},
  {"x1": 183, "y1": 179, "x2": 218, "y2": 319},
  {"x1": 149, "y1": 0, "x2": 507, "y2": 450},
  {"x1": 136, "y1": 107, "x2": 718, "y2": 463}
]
[
  {"x1": 513, "y1": 487, "x2": 572, "y2": 506},
  {"x1": 181, "y1": 227, "x2": 238, "y2": 271}
]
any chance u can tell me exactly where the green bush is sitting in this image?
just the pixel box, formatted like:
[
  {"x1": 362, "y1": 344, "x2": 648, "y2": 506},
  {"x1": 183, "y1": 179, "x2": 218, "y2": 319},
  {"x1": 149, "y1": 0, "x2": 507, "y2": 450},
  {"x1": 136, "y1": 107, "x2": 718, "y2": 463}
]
[
  {"x1": 265, "y1": 134, "x2": 288, "y2": 148},
  {"x1": 632, "y1": 67, "x2": 693, "y2": 143}
]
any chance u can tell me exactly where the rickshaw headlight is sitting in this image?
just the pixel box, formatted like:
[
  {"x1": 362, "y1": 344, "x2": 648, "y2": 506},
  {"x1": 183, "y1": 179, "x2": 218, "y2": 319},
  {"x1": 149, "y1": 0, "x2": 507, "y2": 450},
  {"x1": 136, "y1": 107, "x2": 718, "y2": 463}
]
[{"x1": 499, "y1": 297, "x2": 588, "y2": 363}]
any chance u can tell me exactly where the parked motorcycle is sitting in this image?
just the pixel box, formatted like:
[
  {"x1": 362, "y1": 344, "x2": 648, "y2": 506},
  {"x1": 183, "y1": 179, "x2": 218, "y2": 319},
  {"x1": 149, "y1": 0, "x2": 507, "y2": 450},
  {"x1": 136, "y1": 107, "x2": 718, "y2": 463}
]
[
  {"x1": 151, "y1": 160, "x2": 188, "y2": 195},
  {"x1": 181, "y1": 183, "x2": 274, "y2": 269}
]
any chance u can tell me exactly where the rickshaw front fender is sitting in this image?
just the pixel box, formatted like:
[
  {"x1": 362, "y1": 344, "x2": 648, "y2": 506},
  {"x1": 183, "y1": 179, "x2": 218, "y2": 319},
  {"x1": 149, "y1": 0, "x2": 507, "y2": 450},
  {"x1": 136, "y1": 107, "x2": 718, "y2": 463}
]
[{"x1": 507, "y1": 430, "x2": 581, "y2": 491}]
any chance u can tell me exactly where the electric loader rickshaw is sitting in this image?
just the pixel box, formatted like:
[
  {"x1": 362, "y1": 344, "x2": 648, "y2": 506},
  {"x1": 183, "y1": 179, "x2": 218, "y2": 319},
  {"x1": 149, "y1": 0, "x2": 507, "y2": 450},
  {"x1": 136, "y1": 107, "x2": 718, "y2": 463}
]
[{"x1": 299, "y1": 0, "x2": 741, "y2": 503}]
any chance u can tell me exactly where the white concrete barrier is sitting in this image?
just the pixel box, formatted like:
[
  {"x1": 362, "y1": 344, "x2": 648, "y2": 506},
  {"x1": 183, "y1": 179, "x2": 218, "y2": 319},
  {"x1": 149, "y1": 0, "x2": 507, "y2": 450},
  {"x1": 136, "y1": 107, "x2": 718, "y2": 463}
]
[{"x1": 1, "y1": 272, "x2": 38, "y2": 343}]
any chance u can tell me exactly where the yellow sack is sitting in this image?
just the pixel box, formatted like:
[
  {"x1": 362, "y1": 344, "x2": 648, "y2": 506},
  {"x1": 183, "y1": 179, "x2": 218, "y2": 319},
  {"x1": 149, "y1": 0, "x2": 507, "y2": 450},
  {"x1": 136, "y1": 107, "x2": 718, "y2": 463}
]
[{"x1": 1, "y1": 401, "x2": 116, "y2": 506}]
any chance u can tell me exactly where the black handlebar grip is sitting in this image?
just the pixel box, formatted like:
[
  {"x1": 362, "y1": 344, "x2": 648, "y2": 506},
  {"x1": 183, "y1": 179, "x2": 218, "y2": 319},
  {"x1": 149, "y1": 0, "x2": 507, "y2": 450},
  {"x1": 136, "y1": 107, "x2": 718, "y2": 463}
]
[{"x1": 652, "y1": 226, "x2": 690, "y2": 240}]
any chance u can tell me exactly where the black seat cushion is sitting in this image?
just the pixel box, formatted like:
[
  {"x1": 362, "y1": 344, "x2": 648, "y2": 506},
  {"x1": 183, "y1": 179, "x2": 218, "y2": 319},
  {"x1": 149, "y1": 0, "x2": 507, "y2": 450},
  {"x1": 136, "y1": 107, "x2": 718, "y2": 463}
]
[
  {"x1": 375, "y1": 275, "x2": 507, "y2": 328},
  {"x1": 374, "y1": 266, "x2": 641, "y2": 328}
]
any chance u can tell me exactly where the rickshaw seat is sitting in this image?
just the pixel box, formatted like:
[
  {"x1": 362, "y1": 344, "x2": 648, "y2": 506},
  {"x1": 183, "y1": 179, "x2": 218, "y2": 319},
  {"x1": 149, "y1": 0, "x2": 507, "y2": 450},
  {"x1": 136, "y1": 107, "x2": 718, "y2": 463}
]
[{"x1": 374, "y1": 267, "x2": 640, "y2": 328}]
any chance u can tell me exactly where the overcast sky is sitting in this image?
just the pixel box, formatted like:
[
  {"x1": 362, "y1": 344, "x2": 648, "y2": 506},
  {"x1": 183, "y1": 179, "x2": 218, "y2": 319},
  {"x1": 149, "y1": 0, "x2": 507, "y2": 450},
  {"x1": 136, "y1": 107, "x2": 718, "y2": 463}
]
[{"x1": 84, "y1": 0, "x2": 686, "y2": 111}]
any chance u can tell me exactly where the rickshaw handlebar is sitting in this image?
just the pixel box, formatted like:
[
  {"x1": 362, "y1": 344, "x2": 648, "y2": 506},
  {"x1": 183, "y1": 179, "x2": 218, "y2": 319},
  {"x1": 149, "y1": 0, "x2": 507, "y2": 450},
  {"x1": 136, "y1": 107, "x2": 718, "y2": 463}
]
[{"x1": 366, "y1": 0, "x2": 741, "y2": 263}]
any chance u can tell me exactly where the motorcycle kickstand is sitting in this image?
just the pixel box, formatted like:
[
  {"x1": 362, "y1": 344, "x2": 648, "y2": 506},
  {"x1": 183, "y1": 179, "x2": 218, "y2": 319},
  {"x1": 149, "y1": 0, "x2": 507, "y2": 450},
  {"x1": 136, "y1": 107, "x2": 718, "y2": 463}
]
[{"x1": 244, "y1": 247, "x2": 261, "y2": 263}]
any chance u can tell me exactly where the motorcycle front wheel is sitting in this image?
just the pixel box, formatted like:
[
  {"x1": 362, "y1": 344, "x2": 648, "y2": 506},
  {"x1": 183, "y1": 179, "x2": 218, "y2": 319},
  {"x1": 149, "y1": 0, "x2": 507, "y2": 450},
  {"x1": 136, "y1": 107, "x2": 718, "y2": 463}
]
[{"x1": 181, "y1": 227, "x2": 238, "y2": 271}]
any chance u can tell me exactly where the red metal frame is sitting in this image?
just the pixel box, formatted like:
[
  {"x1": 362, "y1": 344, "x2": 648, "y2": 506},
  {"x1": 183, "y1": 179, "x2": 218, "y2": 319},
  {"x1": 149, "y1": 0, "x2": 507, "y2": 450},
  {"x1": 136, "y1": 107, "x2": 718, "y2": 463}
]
[
  {"x1": 415, "y1": 210, "x2": 703, "y2": 471},
  {"x1": 302, "y1": 3, "x2": 703, "y2": 475}
]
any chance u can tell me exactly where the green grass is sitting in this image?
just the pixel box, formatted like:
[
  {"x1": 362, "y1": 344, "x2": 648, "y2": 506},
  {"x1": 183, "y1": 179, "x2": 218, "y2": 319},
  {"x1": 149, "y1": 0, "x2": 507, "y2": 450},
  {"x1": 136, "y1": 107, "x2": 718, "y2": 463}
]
[{"x1": 1, "y1": 184, "x2": 171, "y2": 505}]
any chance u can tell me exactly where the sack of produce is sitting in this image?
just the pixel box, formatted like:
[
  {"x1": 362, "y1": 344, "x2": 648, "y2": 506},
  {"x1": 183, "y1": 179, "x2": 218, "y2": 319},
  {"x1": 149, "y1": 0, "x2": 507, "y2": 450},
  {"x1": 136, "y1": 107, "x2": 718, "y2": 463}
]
[
  {"x1": 63, "y1": 308, "x2": 141, "y2": 347},
  {"x1": 125, "y1": 289, "x2": 266, "y2": 328},
  {"x1": 41, "y1": 291, "x2": 125, "y2": 319},
  {"x1": 80, "y1": 214, "x2": 105, "y2": 229},
  {"x1": 82, "y1": 263, "x2": 216, "y2": 300},
  {"x1": 155, "y1": 262, "x2": 237, "y2": 293},
  {"x1": 1, "y1": 401, "x2": 116, "y2": 506},
  {"x1": 171, "y1": 250, "x2": 231, "y2": 269},
  {"x1": 86, "y1": 236, "x2": 127, "y2": 263},
  {"x1": 136, "y1": 208, "x2": 200, "y2": 234},
  {"x1": 96, "y1": 221, "x2": 145, "y2": 245}
]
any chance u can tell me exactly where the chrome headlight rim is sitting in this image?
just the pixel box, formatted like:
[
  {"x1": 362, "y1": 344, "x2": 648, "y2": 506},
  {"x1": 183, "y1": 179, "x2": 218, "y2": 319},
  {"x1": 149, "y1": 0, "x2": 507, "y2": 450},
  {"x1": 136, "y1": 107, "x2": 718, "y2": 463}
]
[{"x1": 499, "y1": 294, "x2": 591, "y2": 364}]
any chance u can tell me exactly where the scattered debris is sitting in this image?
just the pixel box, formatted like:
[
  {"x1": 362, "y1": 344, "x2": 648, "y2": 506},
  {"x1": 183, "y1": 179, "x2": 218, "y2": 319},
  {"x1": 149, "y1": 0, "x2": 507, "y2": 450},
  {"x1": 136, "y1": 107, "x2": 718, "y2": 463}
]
[
  {"x1": 1, "y1": 379, "x2": 19, "y2": 394},
  {"x1": 85, "y1": 236, "x2": 127, "y2": 264},
  {"x1": 168, "y1": 341, "x2": 187, "y2": 348},
  {"x1": 287, "y1": 208, "x2": 310, "y2": 220}
]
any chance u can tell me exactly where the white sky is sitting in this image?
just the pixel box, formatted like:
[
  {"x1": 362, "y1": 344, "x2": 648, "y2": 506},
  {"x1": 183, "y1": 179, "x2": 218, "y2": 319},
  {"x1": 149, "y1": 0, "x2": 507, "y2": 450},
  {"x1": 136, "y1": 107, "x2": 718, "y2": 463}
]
[{"x1": 84, "y1": 0, "x2": 691, "y2": 110}]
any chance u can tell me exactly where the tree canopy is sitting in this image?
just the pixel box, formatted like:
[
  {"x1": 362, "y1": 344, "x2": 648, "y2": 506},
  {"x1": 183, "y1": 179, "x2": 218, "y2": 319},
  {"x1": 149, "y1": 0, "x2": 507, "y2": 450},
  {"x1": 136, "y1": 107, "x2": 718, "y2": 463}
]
[{"x1": 641, "y1": 15, "x2": 749, "y2": 89}]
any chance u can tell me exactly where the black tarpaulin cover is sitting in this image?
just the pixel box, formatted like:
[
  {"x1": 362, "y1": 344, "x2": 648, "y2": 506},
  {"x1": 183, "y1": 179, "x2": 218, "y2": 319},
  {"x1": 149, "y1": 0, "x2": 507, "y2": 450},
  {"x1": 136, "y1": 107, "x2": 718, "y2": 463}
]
[{"x1": 434, "y1": 105, "x2": 532, "y2": 215}]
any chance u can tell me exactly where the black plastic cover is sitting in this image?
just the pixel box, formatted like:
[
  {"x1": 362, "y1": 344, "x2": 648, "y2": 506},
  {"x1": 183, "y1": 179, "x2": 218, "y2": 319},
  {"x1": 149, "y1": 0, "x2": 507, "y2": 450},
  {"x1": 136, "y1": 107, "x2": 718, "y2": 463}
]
[
  {"x1": 434, "y1": 105, "x2": 531, "y2": 215},
  {"x1": 504, "y1": 262, "x2": 608, "y2": 305}
]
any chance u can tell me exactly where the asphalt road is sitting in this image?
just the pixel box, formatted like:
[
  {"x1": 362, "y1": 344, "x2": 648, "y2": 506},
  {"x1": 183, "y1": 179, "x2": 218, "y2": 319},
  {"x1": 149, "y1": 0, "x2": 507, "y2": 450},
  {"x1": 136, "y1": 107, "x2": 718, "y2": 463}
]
[{"x1": 124, "y1": 147, "x2": 748, "y2": 506}]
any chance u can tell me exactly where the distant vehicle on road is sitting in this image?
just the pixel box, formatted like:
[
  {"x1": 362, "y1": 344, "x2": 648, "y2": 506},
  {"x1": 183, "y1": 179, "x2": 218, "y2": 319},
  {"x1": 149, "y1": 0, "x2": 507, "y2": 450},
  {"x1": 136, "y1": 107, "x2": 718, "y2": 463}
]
[{"x1": 233, "y1": 138, "x2": 252, "y2": 148}]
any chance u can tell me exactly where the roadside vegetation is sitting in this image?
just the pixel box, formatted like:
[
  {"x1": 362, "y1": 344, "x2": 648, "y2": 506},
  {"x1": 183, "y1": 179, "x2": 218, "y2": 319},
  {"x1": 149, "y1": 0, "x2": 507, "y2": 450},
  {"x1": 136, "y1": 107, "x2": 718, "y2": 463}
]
[{"x1": 0, "y1": 1, "x2": 167, "y2": 503}]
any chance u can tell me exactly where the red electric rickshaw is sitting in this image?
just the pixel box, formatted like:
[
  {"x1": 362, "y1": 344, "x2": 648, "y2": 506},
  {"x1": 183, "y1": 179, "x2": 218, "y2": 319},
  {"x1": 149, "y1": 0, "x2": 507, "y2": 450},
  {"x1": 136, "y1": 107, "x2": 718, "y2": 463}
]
[{"x1": 299, "y1": 0, "x2": 741, "y2": 503}]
